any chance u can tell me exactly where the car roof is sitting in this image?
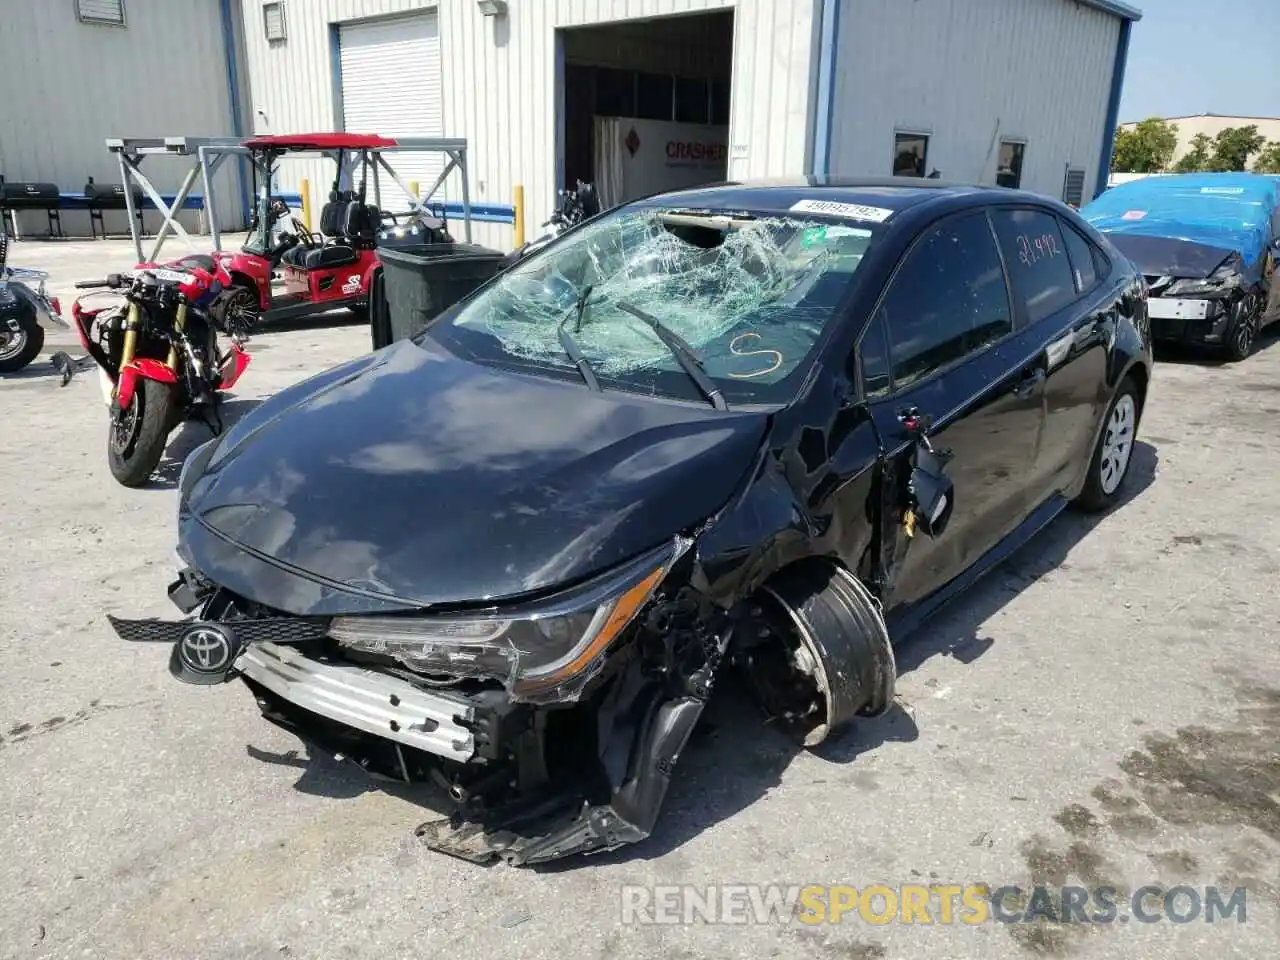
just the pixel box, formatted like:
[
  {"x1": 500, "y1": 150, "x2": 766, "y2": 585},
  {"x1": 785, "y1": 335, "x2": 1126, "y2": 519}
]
[{"x1": 639, "y1": 176, "x2": 1041, "y2": 219}]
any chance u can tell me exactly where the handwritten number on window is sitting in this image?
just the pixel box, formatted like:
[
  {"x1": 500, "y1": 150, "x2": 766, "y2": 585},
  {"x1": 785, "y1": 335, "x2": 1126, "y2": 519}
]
[{"x1": 1016, "y1": 232, "x2": 1061, "y2": 268}]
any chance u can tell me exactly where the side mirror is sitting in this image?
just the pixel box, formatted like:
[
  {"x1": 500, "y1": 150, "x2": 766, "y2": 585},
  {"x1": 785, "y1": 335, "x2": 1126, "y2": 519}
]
[
  {"x1": 898, "y1": 408, "x2": 954, "y2": 540},
  {"x1": 909, "y1": 443, "x2": 955, "y2": 539}
]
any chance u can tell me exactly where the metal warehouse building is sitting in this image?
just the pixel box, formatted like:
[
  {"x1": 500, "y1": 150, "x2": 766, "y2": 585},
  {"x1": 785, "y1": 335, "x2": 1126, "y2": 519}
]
[
  {"x1": 0, "y1": 0, "x2": 251, "y2": 235},
  {"x1": 0, "y1": 0, "x2": 1141, "y2": 252},
  {"x1": 239, "y1": 0, "x2": 1141, "y2": 250}
]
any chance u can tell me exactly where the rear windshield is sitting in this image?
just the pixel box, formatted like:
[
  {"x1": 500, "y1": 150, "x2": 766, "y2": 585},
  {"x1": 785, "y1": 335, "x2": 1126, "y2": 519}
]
[{"x1": 425, "y1": 204, "x2": 881, "y2": 405}]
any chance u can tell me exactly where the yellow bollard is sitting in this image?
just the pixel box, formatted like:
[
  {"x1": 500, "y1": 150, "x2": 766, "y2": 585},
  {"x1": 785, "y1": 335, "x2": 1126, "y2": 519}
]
[
  {"x1": 513, "y1": 183, "x2": 525, "y2": 248},
  {"x1": 300, "y1": 177, "x2": 313, "y2": 233}
]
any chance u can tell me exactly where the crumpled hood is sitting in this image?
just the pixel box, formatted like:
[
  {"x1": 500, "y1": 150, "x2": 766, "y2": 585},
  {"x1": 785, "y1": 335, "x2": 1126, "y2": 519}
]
[
  {"x1": 1106, "y1": 233, "x2": 1237, "y2": 281},
  {"x1": 181, "y1": 337, "x2": 767, "y2": 614}
]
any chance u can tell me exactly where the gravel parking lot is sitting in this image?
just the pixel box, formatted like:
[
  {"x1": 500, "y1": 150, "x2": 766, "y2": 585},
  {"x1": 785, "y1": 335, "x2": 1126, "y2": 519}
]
[{"x1": 2, "y1": 239, "x2": 1279, "y2": 960}]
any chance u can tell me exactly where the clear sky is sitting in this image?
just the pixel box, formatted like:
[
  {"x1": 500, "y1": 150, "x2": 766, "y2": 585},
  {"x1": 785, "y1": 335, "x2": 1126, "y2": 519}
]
[{"x1": 1118, "y1": 0, "x2": 1279, "y2": 122}]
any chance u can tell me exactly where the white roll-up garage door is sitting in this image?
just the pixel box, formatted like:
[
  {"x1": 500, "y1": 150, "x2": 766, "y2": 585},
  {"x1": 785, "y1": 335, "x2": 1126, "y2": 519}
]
[{"x1": 338, "y1": 13, "x2": 446, "y2": 210}]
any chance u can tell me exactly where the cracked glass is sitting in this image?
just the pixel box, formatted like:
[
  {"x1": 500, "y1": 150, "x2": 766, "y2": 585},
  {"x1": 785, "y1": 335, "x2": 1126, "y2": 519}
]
[{"x1": 424, "y1": 205, "x2": 882, "y2": 405}]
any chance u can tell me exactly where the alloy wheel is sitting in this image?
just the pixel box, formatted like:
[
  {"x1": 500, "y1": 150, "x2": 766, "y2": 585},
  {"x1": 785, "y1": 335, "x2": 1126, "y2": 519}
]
[
  {"x1": 110, "y1": 396, "x2": 141, "y2": 455},
  {"x1": 1099, "y1": 394, "x2": 1135, "y2": 496},
  {"x1": 0, "y1": 328, "x2": 26, "y2": 361},
  {"x1": 1233, "y1": 296, "x2": 1259, "y2": 358}
]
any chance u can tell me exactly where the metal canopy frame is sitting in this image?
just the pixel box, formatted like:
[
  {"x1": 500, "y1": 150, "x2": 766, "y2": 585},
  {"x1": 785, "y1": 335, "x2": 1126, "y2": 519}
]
[
  {"x1": 107, "y1": 137, "x2": 244, "y2": 263},
  {"x1": 109, "y1": 135, "x2": 473, "y2": 263}
]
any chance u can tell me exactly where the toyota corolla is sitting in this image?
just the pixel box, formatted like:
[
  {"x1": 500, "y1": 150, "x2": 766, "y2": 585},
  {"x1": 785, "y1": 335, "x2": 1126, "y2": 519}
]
[{"x1": 109, "y1": 178, "x2": 1153, "y2": 865}]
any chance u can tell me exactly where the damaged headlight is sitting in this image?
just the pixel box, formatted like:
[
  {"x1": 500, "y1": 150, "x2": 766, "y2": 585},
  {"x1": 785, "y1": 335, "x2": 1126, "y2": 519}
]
[
  {"x1": 1164, "y1": 264, "x2": 1243, "y2": 299},
  {"x1": 328, "y1": 538, "x2": 688, "y2": 702}
]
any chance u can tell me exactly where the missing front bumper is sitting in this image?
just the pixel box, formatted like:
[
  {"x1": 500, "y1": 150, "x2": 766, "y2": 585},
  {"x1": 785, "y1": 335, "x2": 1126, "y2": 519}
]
[{"x1": 235, "y1": 641, "x2": 477, "y2": 762}]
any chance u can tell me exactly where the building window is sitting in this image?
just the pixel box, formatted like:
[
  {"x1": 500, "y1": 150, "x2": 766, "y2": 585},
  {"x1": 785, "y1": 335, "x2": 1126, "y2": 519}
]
[
  {"x1": 263, "y1": 1, "x2": 287, "y2": 43},
  {"x1": 996, "y1": 140, "x2": 1026, "y2": 189},
  {"x1": 893, "y1": 132, "x2": 929, "y2": 177},
  {"x1": 76, "y1": 0, "x2": 126, "y2": 26}
]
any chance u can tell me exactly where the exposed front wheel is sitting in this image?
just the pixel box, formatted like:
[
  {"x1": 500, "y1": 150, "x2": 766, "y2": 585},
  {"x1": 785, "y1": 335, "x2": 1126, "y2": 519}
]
[
  {"x1": 1074, "y1": 375, "x2": 1140, "y2": 513},
  {"x1": 0, "y1": 309, "x2": 44, "y2": 373},
  {"x1": 106, "y1": 378, "x2": 176, "y2": 487},
  {"x1": 735, "y1": 559, "x2": 896, "y2": 747}
]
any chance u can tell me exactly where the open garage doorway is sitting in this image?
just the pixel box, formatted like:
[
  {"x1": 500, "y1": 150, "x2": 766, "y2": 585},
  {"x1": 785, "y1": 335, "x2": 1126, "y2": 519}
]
[{"x1": 559, "y1": 10, "x2": 733, "y2": 211}]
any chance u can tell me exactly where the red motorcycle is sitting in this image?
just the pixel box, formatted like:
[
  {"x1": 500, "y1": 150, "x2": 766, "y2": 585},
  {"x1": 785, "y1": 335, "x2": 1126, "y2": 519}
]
[{"x1": 71, "y1": 254, "x2": 251, "y2": 487}]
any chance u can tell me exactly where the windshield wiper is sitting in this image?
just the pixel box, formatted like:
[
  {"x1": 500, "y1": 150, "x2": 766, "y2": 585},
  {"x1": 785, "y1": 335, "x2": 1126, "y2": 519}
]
[
  {"x1": 615, "y1": 301, "x2": 728, "y2": 411},
  {"x1": 557, "y1": 285, "x2": 602, "y2": 392}
]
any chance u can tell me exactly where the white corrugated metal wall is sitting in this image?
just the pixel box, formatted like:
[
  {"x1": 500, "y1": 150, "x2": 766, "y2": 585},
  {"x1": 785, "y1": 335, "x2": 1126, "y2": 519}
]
[
  {"x1": 827, "y1": 0, "x2": 1121, "y2": 200},
  {"x1": 239, "y1": 0, "x2": 821, "y2": 251},
  {"x1": 0, "y1": 0, "x2": 244, "y2": 235}
]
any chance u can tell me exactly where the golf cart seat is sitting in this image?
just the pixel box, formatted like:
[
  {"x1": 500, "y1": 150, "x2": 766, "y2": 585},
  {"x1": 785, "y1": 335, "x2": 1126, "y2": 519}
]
[
  {"x1": 280, "y1": 201, "x2": 378, "y2": 270},
  {"x1": 293, "y1": 244, "x2": 360, "y2": 268}
]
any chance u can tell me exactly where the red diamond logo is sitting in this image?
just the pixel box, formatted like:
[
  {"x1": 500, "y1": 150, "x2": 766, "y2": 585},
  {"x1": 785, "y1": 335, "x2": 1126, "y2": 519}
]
[{"x1": 624, "y1": 128, "x2": 641, "y2": 157}]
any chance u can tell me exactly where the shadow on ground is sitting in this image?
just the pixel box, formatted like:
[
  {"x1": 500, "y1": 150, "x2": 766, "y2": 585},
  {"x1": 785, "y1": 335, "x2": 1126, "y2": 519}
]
[
  {"x1": 892, "y1": 440, "x2": 1159, "y2": 674},
  {"x1": 254, "y1": 307, "x2": 368, "y2": 335},
  {"x1": 145, "y1": 397, "x2": 264, "y2": 489},
  {"x1": 1153, "y1": 326, "x2": 1280, "y2": 367}
]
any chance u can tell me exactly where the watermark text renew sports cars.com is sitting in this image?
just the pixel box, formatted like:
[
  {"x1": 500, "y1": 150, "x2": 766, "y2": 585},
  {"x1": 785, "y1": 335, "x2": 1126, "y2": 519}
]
[{"x1": 619, "y1": 884, "x2": 1249, "y2": 926}]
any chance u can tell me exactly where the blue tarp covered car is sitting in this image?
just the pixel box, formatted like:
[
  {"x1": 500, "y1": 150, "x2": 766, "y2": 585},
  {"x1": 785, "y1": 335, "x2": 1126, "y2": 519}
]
[{"x1": 1082, "y1": 172, "x2": 1280, "y2": 360}]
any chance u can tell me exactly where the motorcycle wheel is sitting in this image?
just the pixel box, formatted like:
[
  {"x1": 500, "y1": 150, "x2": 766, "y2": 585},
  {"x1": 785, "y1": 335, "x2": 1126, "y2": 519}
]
[
  {"x1": 0, "y1": 309, "x2": 44, "y2": 373},
  {"x1": 106, "y1": 378, "x2": 176, "y2": 487}
]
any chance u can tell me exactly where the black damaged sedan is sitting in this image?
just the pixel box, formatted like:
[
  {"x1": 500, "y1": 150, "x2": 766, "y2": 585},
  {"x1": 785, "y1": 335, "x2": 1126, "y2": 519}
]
[{"x1": 111, "y1": 178, "x2": 1153, "y2": 865}]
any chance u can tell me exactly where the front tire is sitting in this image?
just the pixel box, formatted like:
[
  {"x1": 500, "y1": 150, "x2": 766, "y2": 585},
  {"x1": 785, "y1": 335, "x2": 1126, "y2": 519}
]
[
  {"x1": 1074, "y1": 374, "x2": 1140, "y2": 513},
  {"x1": 1224, "y1": 293, "x2": 1262, "y2": 363},
  {"x1": 0, "y1": 309, "x2": 44, "y2": 373},
  {"x1": 107, "y1": 378, "x2": 176, "y2": 487}
]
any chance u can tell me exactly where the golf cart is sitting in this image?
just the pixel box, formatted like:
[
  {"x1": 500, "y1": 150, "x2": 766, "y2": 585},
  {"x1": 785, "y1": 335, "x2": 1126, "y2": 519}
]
[{"x1": 209, "y1": 134, "x2": 471, "y2": 331}]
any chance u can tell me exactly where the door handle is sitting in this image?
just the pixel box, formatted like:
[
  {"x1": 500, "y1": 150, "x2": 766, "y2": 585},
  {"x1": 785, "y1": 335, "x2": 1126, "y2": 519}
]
[
  {"x1": 1012, "y1": 367, "x2": 1046, "y2": 399},
  {"x1": 897, "y1": 405, "x2": 933, "y2": 436}
]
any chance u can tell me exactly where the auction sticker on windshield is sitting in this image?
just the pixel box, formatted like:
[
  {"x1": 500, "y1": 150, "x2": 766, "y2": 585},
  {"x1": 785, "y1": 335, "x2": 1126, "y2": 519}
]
[{"x1": 789, "y1": 199, "x2": 894, "y2": 223}]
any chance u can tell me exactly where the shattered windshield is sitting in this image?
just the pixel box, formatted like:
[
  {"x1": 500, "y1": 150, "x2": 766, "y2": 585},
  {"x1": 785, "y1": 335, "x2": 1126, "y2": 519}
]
[{"x1": 425, "y1": 204, "x2": 879, "y2": 405}]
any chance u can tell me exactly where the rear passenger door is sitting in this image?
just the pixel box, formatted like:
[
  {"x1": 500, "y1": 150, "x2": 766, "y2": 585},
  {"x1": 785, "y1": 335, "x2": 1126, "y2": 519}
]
[
  {"x1": 988, "y1": 207, "x2": 1112, "y2": 499},
  {"x1": 859, "y1": 210, "x2": 1047, "y2": 612}
]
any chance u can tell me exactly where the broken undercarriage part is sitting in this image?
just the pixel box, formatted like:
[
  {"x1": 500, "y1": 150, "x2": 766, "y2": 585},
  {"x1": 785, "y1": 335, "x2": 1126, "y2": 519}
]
[
  {"x1": 410, "y1": 588, "x2": 735, "y2": 866},
  {"x1": 735, "y1": 559, "x2": 895, "y2": 747}
]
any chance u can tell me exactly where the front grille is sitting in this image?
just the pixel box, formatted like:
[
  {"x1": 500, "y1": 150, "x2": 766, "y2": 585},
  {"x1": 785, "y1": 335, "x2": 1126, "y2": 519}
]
[{"x1": 107, "y1": 613, "x2": 329, "y2": 646}]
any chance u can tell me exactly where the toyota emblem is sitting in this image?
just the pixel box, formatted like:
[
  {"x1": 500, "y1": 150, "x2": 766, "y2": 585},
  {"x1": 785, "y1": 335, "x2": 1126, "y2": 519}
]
[{"x1": 178, "y1": 624, "x2": 233, "y2": 675}]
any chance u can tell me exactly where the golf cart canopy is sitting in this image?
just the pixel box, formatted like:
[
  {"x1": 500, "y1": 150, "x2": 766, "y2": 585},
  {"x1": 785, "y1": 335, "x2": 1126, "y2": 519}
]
[{"x1": 242, "y1": 133, "x2": 401, "y2": 152}]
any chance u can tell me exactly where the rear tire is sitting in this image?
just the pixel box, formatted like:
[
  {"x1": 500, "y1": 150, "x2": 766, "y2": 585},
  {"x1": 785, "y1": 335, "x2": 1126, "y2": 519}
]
[
  {"x1": 107, "y1": 378, "x2": 176, "y2": 487},
  {"x1": 1074, "y1": 374, "x2": 1140, "y2": 513},
  {"x1": 0, "y1": 309, "x2": 44, "y2": 373}
]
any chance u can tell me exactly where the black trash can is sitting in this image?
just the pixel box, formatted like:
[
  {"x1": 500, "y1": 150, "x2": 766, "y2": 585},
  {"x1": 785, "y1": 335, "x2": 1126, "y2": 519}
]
[{"x1": 372, "y1": 242, "x2": 508, "y2": 350}]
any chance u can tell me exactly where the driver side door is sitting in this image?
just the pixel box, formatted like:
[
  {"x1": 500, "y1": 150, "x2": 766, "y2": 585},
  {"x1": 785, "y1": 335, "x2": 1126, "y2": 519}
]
[{"x1": 856, "y1": 209, "x2": 1047, "y2": 615}]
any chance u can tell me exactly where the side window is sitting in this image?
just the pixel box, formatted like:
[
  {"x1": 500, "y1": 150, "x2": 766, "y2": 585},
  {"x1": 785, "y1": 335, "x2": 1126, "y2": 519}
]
[
  {"x1": 1059, "y1": 219, "x2": 1100, "y2": 294},
  {"x1": 858, "y1": 313, "x2": 891, "y2": 399},
  {"x1": 989, "y1": 208, "x2": 1078, "y2": 324},
  {"x1": 880, "y1": 211, "x2": 1013, "y2": 389}
]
